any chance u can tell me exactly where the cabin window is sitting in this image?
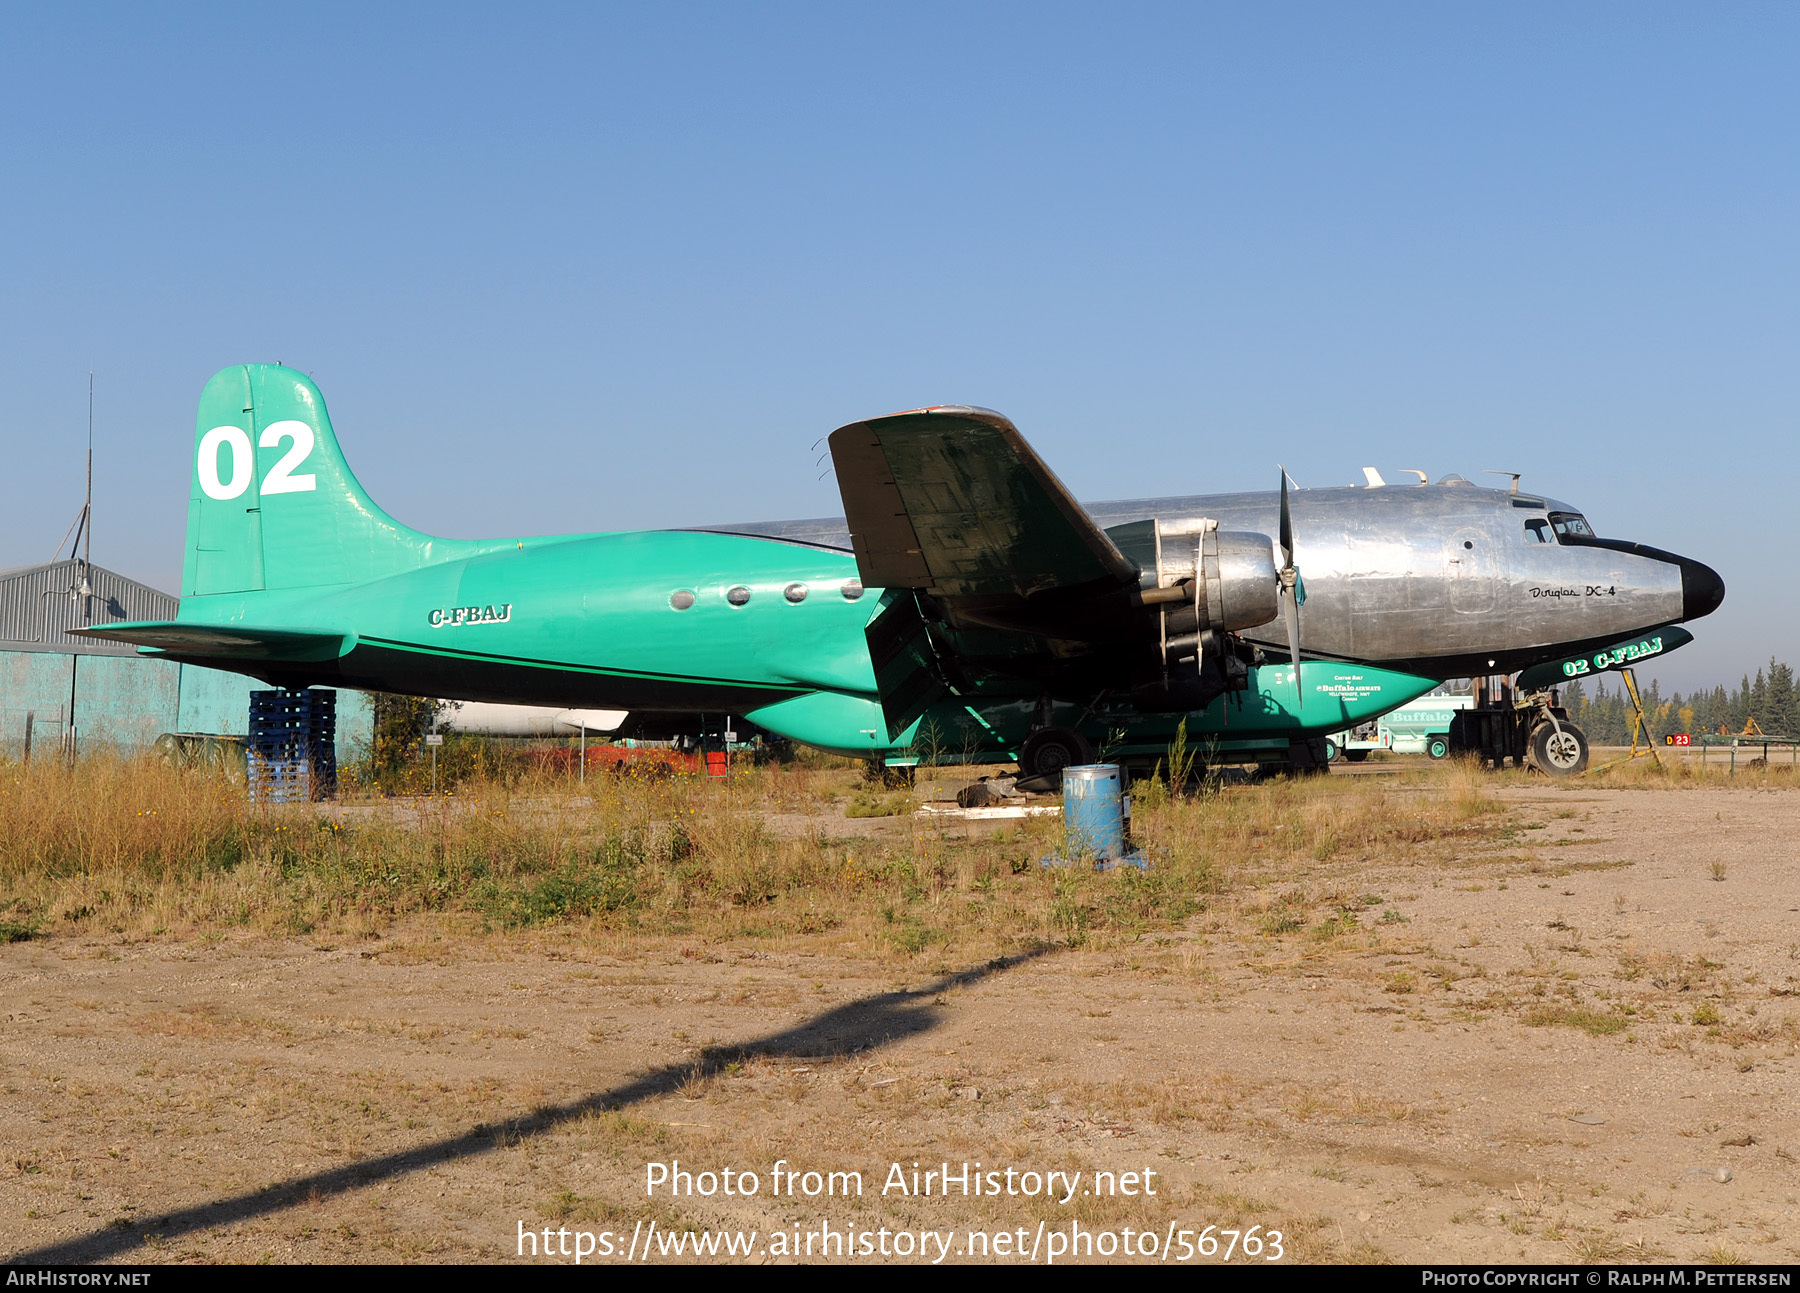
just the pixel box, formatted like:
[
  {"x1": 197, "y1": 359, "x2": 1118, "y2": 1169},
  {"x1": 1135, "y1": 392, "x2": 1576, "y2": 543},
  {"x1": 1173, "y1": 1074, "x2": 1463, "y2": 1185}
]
[
  {"x1": 726, "y1": 585, "x2": 752, "y2": 606},
  {"x1": 784, "y1": 582, "x2": 809, "y2": 604},
  {"x1": 1524, "y1": 519, "x2": 1552, "y2": 544},
  {"x1": 841, "y1": 579, "x2": 864, "y2": 601},
  {"x1": 669, "y1": 589, "x2": 696, "y2": 610}
]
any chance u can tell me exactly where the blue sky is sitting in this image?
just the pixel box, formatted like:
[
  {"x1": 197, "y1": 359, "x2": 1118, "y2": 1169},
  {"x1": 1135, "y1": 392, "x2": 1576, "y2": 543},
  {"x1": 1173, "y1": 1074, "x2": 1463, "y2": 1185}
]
[{"x1": 2, "y1": 3, "x2": 1794, "y2": 692}]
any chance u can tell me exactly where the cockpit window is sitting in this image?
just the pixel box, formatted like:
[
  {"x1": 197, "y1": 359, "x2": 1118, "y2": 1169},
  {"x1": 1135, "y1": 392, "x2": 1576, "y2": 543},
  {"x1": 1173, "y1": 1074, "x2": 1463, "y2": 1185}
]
[
  {"x1": 1524, "y1": 518, "x2": 1552, "y2": 544},
  {"x1": 1548, "y1": 511, "x2": 1595, "y2": 540}
]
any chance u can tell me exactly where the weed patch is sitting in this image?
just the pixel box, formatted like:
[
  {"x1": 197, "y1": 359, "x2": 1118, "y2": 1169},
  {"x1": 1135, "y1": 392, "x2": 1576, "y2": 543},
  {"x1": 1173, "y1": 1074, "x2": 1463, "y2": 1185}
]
[{"x1": 1525, "y1": 1005, "x2": 1627, "y2": 1036}]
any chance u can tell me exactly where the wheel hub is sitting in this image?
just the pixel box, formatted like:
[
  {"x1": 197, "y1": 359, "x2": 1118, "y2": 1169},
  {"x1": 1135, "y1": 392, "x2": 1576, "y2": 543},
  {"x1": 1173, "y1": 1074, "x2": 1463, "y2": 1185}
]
[{"x1": 1544, "y1": 732, "x2": 1582, "y2": 767}]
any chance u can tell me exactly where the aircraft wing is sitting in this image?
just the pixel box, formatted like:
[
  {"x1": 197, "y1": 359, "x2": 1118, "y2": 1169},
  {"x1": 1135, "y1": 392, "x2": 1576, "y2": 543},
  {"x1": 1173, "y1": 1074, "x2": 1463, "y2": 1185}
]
[
  {"x1": 67, "y1": 621, "x2": 353, "y2": 663},
  {"x1": 829, "y1": 406, "x2": 1139, "y2": 600},
  {"x1": 831, "y1": 407, "x2": 1158, "y2": 737}
]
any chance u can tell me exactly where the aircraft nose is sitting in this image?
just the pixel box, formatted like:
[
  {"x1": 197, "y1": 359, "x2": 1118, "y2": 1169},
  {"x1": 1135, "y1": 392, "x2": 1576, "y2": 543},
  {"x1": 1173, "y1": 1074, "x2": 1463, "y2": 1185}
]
[{"x1": 1680, "y1": 557, "x2": 1725, "y2": 621}]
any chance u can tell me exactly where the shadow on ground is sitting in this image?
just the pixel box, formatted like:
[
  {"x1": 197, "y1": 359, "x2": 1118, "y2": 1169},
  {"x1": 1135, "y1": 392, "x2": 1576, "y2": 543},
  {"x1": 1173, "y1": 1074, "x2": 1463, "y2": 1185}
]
[{"x1": 10, "y1": 947, "x2": 1054, "y2": 1263}]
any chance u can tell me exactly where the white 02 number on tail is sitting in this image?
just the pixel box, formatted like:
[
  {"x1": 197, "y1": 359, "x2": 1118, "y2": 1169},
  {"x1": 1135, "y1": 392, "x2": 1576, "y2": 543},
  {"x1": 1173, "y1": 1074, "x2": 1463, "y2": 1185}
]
[{"x1": 197, "y1": 421, "x2": 317, "y2": 500}]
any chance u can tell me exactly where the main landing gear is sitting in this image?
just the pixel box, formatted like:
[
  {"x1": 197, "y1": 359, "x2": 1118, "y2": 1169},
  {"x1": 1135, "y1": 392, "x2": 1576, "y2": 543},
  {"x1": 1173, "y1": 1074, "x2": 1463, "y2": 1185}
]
[{"x1": 1018, "y1": 727, "x2": 1094, "y2": 780}]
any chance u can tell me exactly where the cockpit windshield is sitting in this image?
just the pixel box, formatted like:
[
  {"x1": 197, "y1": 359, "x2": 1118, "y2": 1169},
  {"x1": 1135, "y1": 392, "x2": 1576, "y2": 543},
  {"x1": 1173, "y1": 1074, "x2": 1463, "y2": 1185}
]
[{"x1": 1548, "y1": 511, "x2": 1595, "y2": 541}]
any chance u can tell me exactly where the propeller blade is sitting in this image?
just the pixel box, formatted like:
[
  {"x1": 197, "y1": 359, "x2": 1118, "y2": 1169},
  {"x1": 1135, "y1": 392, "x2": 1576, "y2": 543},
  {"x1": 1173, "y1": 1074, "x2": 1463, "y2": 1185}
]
[
  {"x1": 1277, "y1": 467, "x2": 1302, "y2": 708},
  {"x1": 1284, "y1": 584, "x2": 1304, "y2": 707},
  {"x1": 1278, "y1": 468, "x2": 1294, "y2": 567}
]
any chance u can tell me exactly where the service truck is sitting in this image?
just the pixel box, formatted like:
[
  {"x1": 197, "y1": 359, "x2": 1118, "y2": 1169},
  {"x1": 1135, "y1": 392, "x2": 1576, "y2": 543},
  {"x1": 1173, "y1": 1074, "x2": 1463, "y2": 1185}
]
[{"x1": 1328, "y1": 693, "x2": 1476, "y2": 762}]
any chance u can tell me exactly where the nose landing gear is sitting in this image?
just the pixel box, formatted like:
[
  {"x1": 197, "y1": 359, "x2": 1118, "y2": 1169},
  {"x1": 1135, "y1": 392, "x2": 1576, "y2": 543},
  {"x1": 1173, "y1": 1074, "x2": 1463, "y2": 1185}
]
[
  {"x1": 1449, "y1": 687, "x2": 1590, "y2": 777},
  {"x1": 1530, "y1": 719, "x2": 1590, "y2": 776}
]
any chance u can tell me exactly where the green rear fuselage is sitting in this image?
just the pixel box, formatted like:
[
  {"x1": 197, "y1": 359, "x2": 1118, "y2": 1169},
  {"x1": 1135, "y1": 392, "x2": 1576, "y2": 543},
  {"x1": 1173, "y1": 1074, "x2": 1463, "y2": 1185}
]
[{"x1": 210, "y1": 528, "x2": 874, "y2": 725}]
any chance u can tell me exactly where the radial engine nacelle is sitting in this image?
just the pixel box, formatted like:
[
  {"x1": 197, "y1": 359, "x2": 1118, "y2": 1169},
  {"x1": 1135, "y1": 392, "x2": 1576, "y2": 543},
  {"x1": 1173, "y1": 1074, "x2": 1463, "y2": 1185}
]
[{"x1": 1134, "y1": 518, "x2": 1279, "y2": 632}]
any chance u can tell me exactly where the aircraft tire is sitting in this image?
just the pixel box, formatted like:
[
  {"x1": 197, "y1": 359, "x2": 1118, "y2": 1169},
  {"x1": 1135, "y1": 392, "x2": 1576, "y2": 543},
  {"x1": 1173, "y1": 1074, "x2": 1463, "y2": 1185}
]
[
  {"x1": 1530, "y1": 721, "x2": 1589, "y2": 777},
  {"x1": 1284, "y1": 736, "x2": 1332, "y2": 776},
  {"x1": 1344, "y1": 748, "x2": 1370, "y2": 763},
  {"x1": 1019, "y1": 727, "x2": 1094, "y2": 779},
  {"x1": 1426, "y1": 735, "x2": 1450, "y2": 760},
  {"x1": 862, "y1": 759, "x2": 917, "y2": 788},
  {"x1": 1324, "y1": 738, "x2": 1340, "y2": 763}
]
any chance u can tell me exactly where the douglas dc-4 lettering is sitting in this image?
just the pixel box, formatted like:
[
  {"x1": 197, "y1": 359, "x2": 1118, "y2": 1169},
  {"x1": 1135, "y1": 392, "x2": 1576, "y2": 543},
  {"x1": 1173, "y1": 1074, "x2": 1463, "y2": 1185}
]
[{"x1": 76, "y1": 367, "x2": 1723, "y2": 778}]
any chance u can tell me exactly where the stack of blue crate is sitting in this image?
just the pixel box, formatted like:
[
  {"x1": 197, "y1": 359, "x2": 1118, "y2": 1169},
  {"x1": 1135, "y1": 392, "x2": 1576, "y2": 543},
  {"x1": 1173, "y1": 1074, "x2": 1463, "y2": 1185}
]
[{"x1": 247, "y1": 688, "x2": 337, "y2": 803}]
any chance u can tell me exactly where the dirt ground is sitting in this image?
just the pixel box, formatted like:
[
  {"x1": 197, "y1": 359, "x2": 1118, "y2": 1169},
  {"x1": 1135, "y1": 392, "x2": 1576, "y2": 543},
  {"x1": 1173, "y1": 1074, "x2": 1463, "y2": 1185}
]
[{"x1": 3, "y1": 782, "x2": 1798, "y2": 1265}]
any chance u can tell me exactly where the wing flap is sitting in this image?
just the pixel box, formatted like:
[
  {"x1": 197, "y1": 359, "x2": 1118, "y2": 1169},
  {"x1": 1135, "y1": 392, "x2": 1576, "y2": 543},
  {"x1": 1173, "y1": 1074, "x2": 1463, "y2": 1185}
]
[
  {"x1": 830, "y1": 421, "x2": 933, "y2": 587},
  {"x1": 864, "y1": 591, "x2": 959, "y2": 739}
]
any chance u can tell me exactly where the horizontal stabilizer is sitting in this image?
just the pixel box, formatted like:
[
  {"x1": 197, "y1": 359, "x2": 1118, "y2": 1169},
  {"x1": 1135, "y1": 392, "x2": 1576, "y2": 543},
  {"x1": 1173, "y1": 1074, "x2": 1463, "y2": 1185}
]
[{"x1": 67, "y1": 621, "x2": 353, "y2": 663}]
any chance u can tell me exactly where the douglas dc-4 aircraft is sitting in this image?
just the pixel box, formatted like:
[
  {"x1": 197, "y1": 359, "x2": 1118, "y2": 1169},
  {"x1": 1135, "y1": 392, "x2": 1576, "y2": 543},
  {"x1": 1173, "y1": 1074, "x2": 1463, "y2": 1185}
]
[{"x1": 76, "y1": 366, "x2": 1723, "y2": 777}]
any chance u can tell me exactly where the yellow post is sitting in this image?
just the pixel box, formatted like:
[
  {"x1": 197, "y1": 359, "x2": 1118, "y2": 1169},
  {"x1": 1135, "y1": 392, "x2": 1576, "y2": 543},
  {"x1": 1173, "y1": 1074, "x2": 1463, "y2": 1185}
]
[{"x1": 1621, "y1": 668, "x2": 1662, "y2": 769}]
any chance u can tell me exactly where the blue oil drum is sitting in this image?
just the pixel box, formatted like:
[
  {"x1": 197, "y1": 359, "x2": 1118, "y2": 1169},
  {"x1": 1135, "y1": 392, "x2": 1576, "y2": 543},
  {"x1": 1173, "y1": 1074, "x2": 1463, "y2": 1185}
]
[{"x1": 1063, "y1": 764, "x2": 1126, "y2": 860}]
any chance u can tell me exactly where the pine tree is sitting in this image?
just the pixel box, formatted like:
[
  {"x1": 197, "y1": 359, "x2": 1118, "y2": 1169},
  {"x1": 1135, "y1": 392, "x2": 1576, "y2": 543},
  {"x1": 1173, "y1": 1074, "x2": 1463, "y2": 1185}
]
[{"x1": 1766, "y1": 658, "x2": 1795, "y2": 734}]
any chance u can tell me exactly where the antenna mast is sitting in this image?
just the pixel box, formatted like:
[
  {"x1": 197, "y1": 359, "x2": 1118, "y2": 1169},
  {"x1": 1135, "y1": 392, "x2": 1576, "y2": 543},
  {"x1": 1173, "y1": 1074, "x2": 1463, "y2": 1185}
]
[
  {"x1": 81, "y1": 373, "x2": 93, "y2": 619},
  {"x1": 51, "y1": 375, "x2": 97, "y2": 616}
]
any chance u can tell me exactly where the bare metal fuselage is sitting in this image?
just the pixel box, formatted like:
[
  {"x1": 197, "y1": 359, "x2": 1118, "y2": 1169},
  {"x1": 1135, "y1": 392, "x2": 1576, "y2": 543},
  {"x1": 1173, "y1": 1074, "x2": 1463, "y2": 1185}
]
[{"x1": 718, "y1": 481, "x2": 1721, "y2": 681}]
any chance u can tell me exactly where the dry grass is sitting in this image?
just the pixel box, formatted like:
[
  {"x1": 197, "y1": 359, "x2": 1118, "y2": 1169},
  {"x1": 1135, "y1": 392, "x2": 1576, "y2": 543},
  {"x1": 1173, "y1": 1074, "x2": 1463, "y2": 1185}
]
[
  {"x1": 0, "y1": 753, "x2": 1508, "y2": 955},
  {"x1": 1579, "y1": 753, "x2": 1800, "y2": 788}
]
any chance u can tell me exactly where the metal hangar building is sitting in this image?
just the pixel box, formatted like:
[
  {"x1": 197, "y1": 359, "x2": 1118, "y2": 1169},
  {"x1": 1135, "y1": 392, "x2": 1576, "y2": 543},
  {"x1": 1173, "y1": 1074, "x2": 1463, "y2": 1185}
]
[{"x1": 0, "y1": 558, "x2": 371, "y2": 760}]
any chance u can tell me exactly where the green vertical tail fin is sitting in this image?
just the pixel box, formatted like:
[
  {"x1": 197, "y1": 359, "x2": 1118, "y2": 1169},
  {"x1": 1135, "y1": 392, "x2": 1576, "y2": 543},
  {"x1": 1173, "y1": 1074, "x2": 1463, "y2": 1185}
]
[{"x1": 183, "y1": 365, "x2": 465, "y2": 597}]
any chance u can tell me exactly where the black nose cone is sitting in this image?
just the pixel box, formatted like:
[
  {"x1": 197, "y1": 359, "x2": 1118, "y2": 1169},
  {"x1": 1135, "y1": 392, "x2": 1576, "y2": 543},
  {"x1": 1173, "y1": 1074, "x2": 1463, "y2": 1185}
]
[{"x1": 1682, "y1": 559, "x2": 1725, "y2": 621}]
